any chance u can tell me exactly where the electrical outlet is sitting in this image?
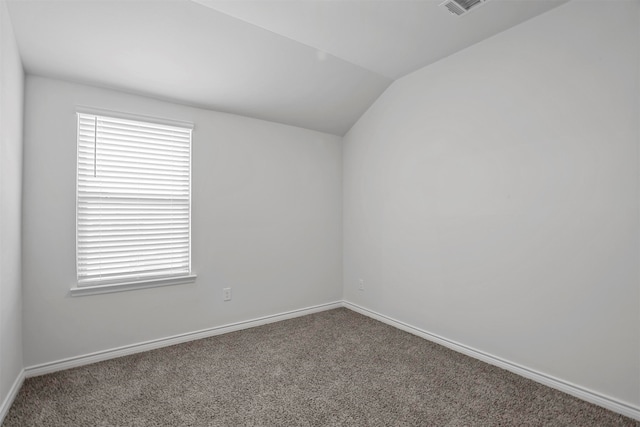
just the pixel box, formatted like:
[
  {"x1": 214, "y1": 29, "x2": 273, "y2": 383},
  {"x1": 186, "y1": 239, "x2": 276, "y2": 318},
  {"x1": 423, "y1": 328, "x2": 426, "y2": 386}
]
[
  {"x1": 358, "y1": 279, "x2": 364, "y2": 291},
  {"x1": 223, "y1": 287, "x2": 232, "y2": 301}
]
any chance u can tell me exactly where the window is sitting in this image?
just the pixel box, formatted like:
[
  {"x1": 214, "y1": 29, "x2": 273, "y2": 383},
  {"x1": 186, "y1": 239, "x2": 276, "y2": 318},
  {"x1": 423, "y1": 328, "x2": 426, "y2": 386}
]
[{"x1": 73, "y1": 112, "x2": 195, "y2": 296}]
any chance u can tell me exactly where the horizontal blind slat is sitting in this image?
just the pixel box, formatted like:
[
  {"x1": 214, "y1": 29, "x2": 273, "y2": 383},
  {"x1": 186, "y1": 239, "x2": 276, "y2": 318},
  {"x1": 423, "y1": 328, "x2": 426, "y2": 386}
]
[
  {"x1": 78, "y1": 158, "x2": 189, "y2": 175},
  {"x1": 79, "y1": 264, "x2": 190, "y2": 277},
  {"x1": 78, "y1": 202, "x2": 189, "y2": 207},
  {"x1": 79, "y1": 187, "x2": 189, "y2": 195},
  {"x1": 79, "y1": 242, "x2": 190, "y2": 251},
  {"x1": 80, "y1": 116, "x2": 190, "y2": 136},
  {"x1": 79, "y1": 145, "x2": 190, "y2": 161},
  {"x1": 78, "y1": 133, "x2": 190, "y2": 153},
  {"x1": 80, "y1": 127, "x2": 191, "y2": 144},
  {"x1": 78, "y1": 247, "x2": 189, "y2": 261},
  {"x1": 79, "y1": 152, "x2": 189, "y2": 169},
  {"x1": 79, "y1": 256, "x2": 190, "y2": 271},
  {"x1": 79, "y1": 243, "x2": 189, "y2": 255},
  {"x1": 93, "y1": 119, "x2": 191, "y2": 137},
  {"x1": 78, "y1": 221, "x2": 189, "y2": 228},
  {"x1": 78, "y1": 167, "x2": 190, "y2": 181}
]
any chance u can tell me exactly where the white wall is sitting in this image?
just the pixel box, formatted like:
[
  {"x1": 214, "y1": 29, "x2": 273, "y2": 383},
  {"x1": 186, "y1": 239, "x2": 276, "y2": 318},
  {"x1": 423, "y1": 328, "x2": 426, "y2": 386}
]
[
  {"x1": 0, "y1": 0, "x2": 24, "y2": 410},
  {"x1": 22, "y1": 76, "x2": 342, "y2": 367},
  {"x1": 343, "y1": 0, "x2": 640, "y2": 407}
]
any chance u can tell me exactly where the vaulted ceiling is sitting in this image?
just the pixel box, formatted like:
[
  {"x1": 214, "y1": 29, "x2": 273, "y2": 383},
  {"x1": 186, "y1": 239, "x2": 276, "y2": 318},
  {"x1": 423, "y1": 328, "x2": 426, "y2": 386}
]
[{"x1": 6, "y1": 0, "x2": 567, "y2": 135}]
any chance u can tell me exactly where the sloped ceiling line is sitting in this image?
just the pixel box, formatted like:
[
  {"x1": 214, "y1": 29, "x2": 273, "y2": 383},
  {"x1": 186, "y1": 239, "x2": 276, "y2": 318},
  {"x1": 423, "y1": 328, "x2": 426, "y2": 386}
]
[{"x1": 6, "y1": 0, "x2": 568, "y2": 136}]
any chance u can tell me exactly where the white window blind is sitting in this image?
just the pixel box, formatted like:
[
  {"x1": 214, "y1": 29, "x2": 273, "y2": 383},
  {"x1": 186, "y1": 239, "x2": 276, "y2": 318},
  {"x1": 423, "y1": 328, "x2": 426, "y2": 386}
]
[{"x1": 76, "y1": 112, "x2": 192, "y2": 287}]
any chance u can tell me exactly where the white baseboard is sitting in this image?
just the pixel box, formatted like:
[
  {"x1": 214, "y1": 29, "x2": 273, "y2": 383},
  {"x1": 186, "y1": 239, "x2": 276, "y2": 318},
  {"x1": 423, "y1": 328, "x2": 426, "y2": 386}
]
[
  {"x1": 25, "y1": 301, "x2": 342, "y2": 378},
  {"x1": 0, "y1": 369, "x2": 25, "y2": 425},
  {"x1": 342, "y1": 301, "x2": 640, "y2": 422}
]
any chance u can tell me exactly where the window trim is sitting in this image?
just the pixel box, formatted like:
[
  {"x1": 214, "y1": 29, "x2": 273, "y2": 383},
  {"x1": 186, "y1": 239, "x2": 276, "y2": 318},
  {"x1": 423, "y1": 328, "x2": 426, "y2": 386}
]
[
  {"x1": 72, "y1": 108, "x2": 196, "y2": 296},
  {"x1": 75, "y1": 106, "x2": 194, "y2": 130},
  {"x1": 70, "y1": 274, "x2": 197, "y2": 297}
]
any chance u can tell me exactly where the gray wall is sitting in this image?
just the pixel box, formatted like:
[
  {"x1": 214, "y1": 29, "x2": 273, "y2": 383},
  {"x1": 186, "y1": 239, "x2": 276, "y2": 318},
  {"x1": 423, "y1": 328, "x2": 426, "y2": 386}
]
[
  {"x1": 0, "y1": 0, "x2": 24, "y2": 410},
  {"x1": 12, "y1": 0, "x2": 640, "y2": 416},
  {"x1": 21, "y1": 76, "x2": 343, "y2": 367},
  {"x1": 343, "y1": 1, "x2": 640, "y2": 406}
]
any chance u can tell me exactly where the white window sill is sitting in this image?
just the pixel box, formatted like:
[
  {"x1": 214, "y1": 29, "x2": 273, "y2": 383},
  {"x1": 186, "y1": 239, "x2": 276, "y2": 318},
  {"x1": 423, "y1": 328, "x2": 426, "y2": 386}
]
[{"x1": 70, "y1": 274, "x2": 197, "y2": 297}]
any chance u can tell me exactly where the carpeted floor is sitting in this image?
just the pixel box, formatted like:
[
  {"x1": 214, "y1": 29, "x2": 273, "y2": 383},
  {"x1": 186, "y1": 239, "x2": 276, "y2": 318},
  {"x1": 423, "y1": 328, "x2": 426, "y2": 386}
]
[{"x1": 3, "y1": 308, "x2": 638, "y2": 426}]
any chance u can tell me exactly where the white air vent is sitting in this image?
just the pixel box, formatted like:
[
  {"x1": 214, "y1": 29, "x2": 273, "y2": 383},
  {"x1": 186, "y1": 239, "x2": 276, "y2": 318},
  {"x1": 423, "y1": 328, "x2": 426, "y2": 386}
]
[{"x1": 440, "y1": 0, "x2": 488, "y2": 16}]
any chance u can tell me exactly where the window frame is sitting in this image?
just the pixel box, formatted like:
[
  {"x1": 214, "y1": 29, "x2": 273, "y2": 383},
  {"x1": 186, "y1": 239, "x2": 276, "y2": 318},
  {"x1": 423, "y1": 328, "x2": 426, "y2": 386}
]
[{"x1": 71, "y1": 108, "x2": 196, "y2": 297}]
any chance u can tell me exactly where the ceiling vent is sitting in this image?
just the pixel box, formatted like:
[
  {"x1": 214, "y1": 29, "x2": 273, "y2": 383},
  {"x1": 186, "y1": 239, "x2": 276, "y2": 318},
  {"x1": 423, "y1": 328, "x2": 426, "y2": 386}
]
[{"x1": 440, "y1": 0, "x2": 488, "y2": 16}]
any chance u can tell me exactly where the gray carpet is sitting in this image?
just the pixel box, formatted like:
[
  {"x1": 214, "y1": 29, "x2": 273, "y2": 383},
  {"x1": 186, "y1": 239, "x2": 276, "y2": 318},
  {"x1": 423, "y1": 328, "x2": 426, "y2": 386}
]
[{"x1": 3, "y1": 308, "x2": 638, "y2": 426}]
